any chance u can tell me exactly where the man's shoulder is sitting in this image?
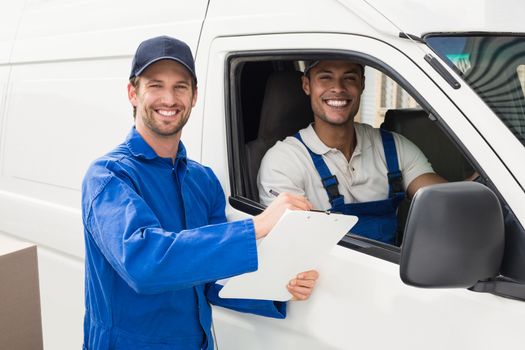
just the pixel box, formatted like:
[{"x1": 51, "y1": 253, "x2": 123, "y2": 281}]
[
  {"x1": 266, "y1": 124, "x2": 312, "y2": 155},
  {"x1": 186, "y1": 158, "x2": 221, "y2": 186},
  {"x1": 355, "y1": 123, "x2": 407, "y2": 147},
  {"x1": 82, "y1": 144, "x2": 132, "y2": 197},
  {"x1": 264, "y1": 135, "x2": 305, "y2": 162},
  {"x1": 355, "y1": 122, "x2": 382, "y2": 137},
  {"x1": 187, "y1": 158, "x2": 212, "y2": 175},
  {"x1": 86, "y1": 144, "x2": 130, "y2": 176}
]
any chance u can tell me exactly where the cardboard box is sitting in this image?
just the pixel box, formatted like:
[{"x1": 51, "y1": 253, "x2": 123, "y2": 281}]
[{"x1": 0, "y1": 240, "x2": 43, "y2": 350}]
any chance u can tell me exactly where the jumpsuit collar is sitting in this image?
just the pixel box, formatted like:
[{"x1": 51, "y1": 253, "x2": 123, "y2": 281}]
[{"x1": 125, "y1": 127, "x2": 188, "y2": 163}]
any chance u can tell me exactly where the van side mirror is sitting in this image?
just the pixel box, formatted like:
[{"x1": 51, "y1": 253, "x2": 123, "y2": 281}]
[{"x1": 399, "y1": 182, "x2": 504, "y2": 288}]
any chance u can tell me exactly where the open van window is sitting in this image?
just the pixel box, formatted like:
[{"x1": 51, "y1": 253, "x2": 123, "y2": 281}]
[
  {"x1": 426, "y1": 35, "x2": 525, "y2": 146},
  {"x1": 226, "y1": 55, "x2": 478, "y2": 256}
]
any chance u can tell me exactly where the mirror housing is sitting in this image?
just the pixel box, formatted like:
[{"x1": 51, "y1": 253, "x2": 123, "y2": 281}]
[{"x1": 400, "y1": 182, "x2": 504, "y2": 288}]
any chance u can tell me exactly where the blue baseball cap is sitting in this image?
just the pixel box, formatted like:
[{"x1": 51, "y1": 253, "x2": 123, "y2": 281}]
[{"x1": 129, "y1": 35, "x2": 197, "y2": 83}]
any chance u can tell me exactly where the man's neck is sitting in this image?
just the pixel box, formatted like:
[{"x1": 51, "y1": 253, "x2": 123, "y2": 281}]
[
  {"x1": 136, "y1": 126, "x2": 181, "y2": 162},
  {"x1": 313, "y1": 119, "x2": 356, "y2": 162}
]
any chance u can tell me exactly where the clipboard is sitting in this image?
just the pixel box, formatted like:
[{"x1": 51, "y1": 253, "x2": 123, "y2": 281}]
[{"x1": 218, "y1": 209, "x2": 358, "y2": 301}]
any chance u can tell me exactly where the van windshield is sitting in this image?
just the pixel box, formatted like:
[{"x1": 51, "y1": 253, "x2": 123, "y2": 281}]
[{"x1": 426, "y1": 35, "x2": 525, "y2": 146}]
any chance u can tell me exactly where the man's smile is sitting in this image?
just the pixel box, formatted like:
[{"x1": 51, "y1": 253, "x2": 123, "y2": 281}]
[
  {"x1": 155, "y1": 108, "x2": 181, "y2": 118},
  {"x1": 323, "y1": 99, "x2": 350, "y2": 108}
]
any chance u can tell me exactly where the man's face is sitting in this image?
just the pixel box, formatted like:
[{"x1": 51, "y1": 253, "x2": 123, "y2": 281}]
[
  {"x1": 128, "y1": 59, "x2": 197, "y2": 138},
  {"x1": 302, "y1": 60, "x2": 365, "y2": 127}
]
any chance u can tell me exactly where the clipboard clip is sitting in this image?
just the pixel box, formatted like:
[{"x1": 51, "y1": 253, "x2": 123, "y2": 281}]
[{"x1": 309, "y1": 209, "x2": 331, "y2": 215}]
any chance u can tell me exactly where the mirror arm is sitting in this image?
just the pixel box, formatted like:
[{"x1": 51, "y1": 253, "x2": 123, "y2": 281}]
[{"x1": 470, "y1": 277, "x2": 525, "y2": 302}]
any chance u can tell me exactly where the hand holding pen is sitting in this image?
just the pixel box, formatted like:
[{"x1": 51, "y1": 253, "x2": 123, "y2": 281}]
[{"x1": 268, "y1": 189, "x2": 330, "y2": 214}]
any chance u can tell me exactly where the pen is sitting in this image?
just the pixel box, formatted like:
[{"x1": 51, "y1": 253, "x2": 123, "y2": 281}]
[
  {"x1": 269, "y1": 189, "x2": 280, "y2": 197},
  {"x1": 268, "y1": 189, "x2": 330, "y2": 214}
]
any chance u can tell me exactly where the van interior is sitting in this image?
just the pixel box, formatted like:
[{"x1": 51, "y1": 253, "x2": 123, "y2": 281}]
[{"x1": 227, "y1": 57, "x2": 477, "y2": 247}]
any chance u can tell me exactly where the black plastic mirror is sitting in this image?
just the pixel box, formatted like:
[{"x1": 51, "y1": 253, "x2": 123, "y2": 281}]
[{"x1": 400, "y1": 182, "x2": 504, "y2": 288}]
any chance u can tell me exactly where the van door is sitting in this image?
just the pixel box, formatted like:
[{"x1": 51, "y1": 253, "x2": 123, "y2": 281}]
[
  {"x1": 199, "y1": 32, "x2": 525, "y2": 349},
  {"x1": 0, "y1": 1, "x2": 26, "y2": 64},
  {"x1": 0, "y1": 1, "x2": 26, "y2": 164},
  {"x1": 1, "y1": 1, "x2": 208, "y2": 349}
]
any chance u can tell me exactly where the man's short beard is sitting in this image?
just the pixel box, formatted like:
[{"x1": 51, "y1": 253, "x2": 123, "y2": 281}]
[{"x1": 141, "y1": 107, "x2": 189, "y2": 137}]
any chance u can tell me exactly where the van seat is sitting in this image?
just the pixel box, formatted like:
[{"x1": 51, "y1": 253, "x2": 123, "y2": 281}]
[
  {"x1": 244, "y1": 70, "x2": 313, "y2": 200},
  {"x1": 381, "y1": 108, "x2": 473, "y2": 182},
  {"x1": 381, "y1": 108, "x2": 473, "y2": 245}
]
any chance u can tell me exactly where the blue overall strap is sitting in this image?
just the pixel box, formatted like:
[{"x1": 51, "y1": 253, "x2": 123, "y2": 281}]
[
  {"x1": 294, "y1": 132, "x2": 345, "y2": 209},
  {"x1": 379, "y1": 128, "x2": 405, "y2": 201}
]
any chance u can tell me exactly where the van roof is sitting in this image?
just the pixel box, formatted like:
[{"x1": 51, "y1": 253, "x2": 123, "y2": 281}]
[{"x1": 357, "y1": 0, "x2": 525, "y2": 38}]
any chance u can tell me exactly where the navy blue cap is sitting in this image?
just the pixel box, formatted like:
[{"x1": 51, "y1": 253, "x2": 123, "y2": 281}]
[{"x1": 129, "y1": 36, "x2": 197, "y2": 83}]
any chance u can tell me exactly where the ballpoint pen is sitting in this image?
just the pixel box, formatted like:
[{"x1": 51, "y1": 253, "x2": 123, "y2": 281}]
[{"x1": 268, "y1": 189, "x2": 330, "y2": 214}]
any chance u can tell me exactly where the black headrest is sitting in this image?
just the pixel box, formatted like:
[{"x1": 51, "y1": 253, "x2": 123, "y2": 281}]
[
  {"x1": 257, "y1": 71, "x2": 313, "y2": 141},
  {"x1": 382, "y1": 108, "x2": 472, "y2": 181}
]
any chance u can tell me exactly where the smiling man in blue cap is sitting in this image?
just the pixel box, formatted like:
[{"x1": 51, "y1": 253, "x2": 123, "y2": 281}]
[{"x1": 81, "y1": 35, "x2": 318, "y2": 350}]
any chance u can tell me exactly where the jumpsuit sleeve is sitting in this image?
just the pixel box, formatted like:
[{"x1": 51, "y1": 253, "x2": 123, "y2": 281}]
[
  {"x1": 205, "y1": 283, "x2": 286, "y2": 319},
  {"x1": 205, "y1": 167, "x2": 287, "y2": 319},
  {"x1": 82, "y1": 165, "x2": 259, "y2": 295}
]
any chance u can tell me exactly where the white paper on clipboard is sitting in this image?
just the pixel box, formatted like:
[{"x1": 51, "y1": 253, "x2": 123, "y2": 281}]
[{"x1": 218, "y1": 209, "x2": 358, "y2": 301}]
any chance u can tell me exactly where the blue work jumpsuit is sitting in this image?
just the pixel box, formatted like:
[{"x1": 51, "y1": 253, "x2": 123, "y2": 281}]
[{"x1": 82, "y1": 128, "x2": 285, "y2": 350}]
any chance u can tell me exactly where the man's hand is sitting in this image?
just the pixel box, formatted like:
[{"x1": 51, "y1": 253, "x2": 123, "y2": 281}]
[
  {"x1": 287, "y1": 270, "x2": 319, "y2": 301},
  {"x1": 252, "y1": 192, "x2": 312, "y2": 240}
]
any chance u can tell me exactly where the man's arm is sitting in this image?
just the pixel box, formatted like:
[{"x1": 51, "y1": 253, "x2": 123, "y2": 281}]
[
  {"x1": 258, "y1": 142, "x2": 307, "y2": 206},
  {"x1": 406, "y1": 172, "x2": 447, "y2": 199},
  {"x1": 206, "y1": 269, "x2": 319, "y2": 319},
  {"x1": 395, "y1": 133, "x2": 480, "y2": 199},
  {"x1": 83, "y1": 165, "x2": 311, "y2": 294},
  {"x1": 405, "y1": 171, "x2": 480, "y2": 199}
]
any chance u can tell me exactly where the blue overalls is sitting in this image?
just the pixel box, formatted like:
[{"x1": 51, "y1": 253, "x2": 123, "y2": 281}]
[{"x1": 294, "y1": 129, "x2": 405, "y2": 244}]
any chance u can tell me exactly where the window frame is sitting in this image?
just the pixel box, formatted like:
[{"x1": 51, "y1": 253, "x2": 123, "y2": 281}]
[{"x1": 224, "y1": 49, "x2": 486, "y2": 264}]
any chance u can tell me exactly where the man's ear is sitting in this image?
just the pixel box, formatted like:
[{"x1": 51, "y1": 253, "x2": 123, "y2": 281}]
[
  {"x1": 301, "y1": 75, "x2": 310, "y2": 95},
  {"x1": 192, "y1": 86, "x2": 198, "y2": 107},
  {"x1": 128, "y1": 82, "x2": 138, "y2": 107}
]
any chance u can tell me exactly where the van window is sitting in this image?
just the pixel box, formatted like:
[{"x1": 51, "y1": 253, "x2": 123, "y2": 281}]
[
  {"x1": 226, "y1": 56, "x2": 475, "y2": 258},
  {"x1": 426, "y1": 35, "x2": 525, "y2": 146},
  {"x1": 356, "y1": 68, "x2": 420, "y2": 128},
  {"x1": 518, "y1": 65, "x2": 525, "y2": 96}
]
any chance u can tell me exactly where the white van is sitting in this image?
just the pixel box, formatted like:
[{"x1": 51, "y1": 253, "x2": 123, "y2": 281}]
[{"x1": 1, "y1": 0, "x2": 525, "y2": 349}]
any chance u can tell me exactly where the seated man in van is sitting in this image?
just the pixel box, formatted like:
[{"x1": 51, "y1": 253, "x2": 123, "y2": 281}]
[{"x1": 257, "y1": 59, "x2": 446, "y2": 245}]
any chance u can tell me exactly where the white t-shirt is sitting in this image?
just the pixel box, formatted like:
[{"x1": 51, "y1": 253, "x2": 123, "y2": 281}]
[{"x1": 257, "y1": 123, "x2": 434, "y2": 210}]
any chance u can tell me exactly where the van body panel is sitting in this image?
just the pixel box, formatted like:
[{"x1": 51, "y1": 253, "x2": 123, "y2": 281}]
[
  {"x1": 214, "y1": 246, "x2": 525, "y2": 350},
  {"x1": 0, "y1": 1, "x2": 26, "y2": 64},
  {"x1": 416, "y1": 51, "x2": 525, "y2": 197},
  {"x1": 11, "y1": 0, "x2": 208, "y2": 64},
  {"x1": 1, "y1": 2, "x2": 209, "y2": 349},
  {"x1": 200, "y1": 30, "x2": 525, "y2": 349},
  {"x1": 0, "y1": 67, "x2": 10, "y2": 154},
  {"x1": 363, "y1": 0, "x2": 525, "y2": 36},
  {"x1": 205, "y1": 0, "x2": 397, "y2": 39}
]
